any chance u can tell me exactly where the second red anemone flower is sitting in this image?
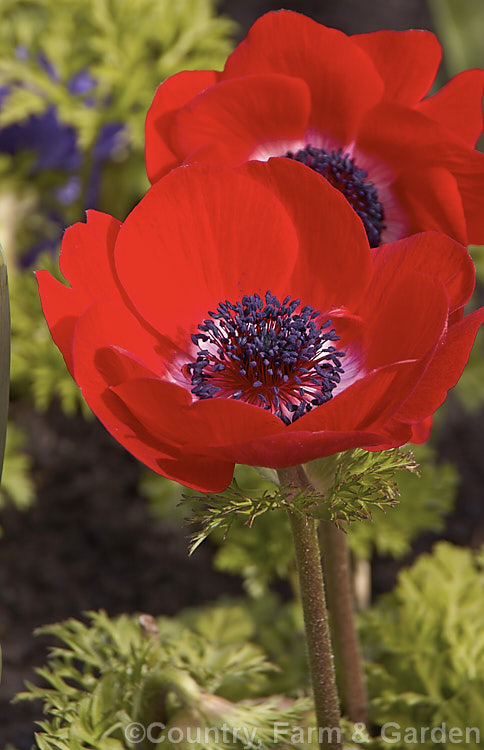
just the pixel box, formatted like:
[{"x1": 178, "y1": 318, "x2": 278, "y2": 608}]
[
  {"x1": 37, "y1": 159, "x2": 483, "y2": 492},
  {"x1": 145, "y1": 10, "x2": 484, "y2": 248}
]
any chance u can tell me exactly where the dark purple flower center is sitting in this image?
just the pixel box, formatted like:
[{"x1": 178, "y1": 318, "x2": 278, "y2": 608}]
[
  {"x1": 186, "y1": 291, "x2": 345, "y2": 425},
  {"x1": 285, "y1": 145, "x2": 385, "y2": 248}
]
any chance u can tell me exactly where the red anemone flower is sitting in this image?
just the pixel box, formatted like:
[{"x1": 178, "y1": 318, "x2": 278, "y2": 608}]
[
  {"x1": 145, "y1": 10, "x2": 484, "y2": 248},
  {"x1": 37, "y1": 159, "x2": 484, "y2": 492}
]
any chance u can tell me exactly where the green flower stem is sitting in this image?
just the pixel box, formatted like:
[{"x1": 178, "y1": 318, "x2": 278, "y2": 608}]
[
  {"x1": 319, "y1": 521, "x2": 368, "y2": 726},
  {"x1": 278, "y1": 466, "x2": 342, "y2": 750}
]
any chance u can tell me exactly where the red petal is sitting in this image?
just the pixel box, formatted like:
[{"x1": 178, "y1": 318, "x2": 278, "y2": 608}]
[
  {"x1": 416, "y1": 69, "x2": 484, "y2": 147},
  {"x1": 451, "y1": 169, "x2": 484, "y2": 245},
  {"x1": 221, "y1": 10, "x2": 384, "y2": 143},
  {"x1": 114, "y1": 164, "x2": 298, "y2": 345},
  {"x1": 113, "y1": 377, "x2": 285, "y2": 450},
  {"x1": 364, "y1": 422, "x2": 414, "y2": 452},
  {"x1": 364, "y1": 272, "x2": 449, "y2": 371},
  {"x1": 59, "y1": 211, "x2": 123, "y2": 303},
  {"x1": 357, "y1": 101, "x2": 483, "y2": 172},
  {"x1": 367, "y1": 416, "x2": 433, "y2": 449},
  {"x1": 71, "y1": 301, "x2": 179, "y2": 475},
  {"x1": 72, "y1": 300, "x2": 172, "y2": 381},
  {"x1": 155, "y1": 455, "x2": 235, "y2": 493},
  {"x1": 394, "y1": 168, "x2": 467, "y2": 245},
  {"x1": 293, "y1": 361, "x2": 421, "y2": 435},
  {"x1": 36, "y1": 271, "x2": 87, "y2": 374},
  {"x1": 395, "y1": 307, "x2": 484, "y2": 423},
  {"x1": 240, "y1": 158, "x2": 372, "y2": 310},
  {"x1": 173, "y1": 74, "x2": 311, "y2": 166},
  {"x1": 215, "y1": 428, "x2": 386, "y2": 468},
  {"x1": 36, "y1": 211, "x2": 123, "y2": 374},
  {"x1": 358, "y1": 102, "x2": 484, "y2": 245},
  {"x1": 145, "y1": 70, "x2": 217, "y2": 183},
  {"x1": 370, "y1": 232, "x2": 475, "y2": 315},
  {"x1": 353, "y1": 30, "x2": 441, "y2": 105},
  {"x1": 410, "y1": 417, "x2": 433, "y2": 444},
  {"x1": 111, "y1": 362, "x2": 430, "y2": 473},
  {"x1": 71, "y1": 300, "x2": 232, "y2": 492},
  {"x1": 112, "y1": 376, "x2": 385, "y2": 469}
]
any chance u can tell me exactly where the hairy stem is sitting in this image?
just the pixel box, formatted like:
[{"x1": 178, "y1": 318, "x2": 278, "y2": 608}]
[
  {"x1": 278, "y1": 466, "x2": 342, "y2": 750},
  {"x1": 319, "y1": 521, "x2": 368, "y2": 726}
]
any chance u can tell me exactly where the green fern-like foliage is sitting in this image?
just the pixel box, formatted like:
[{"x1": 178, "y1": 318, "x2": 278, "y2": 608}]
[
  {"x1": 189, "y1": 450, "x2": 419, "y2": 558},
  {"x1": 0, "y1": 421, "x2": 35, "y2": 537},
  {"x1": 0, "y1": 0, "x2": 235, "y2": 225},
  {"x1": 2, "y1": 0, "x2": 235, "y2": 413},
  {"x1": 180, "y1": 596, "x2": 308, "y2": 696},
  {"x1": 346, "y1": 443, "x2": 457, "y2": 560},
  {"x1": 0, "y1": 0, "x2": 234, "y2": 143},
  {"x1": 15, "y1": 549, "x2": 484, "y2": 749},
  {"x1": 361, "y1": 542, "x2": 484, "y2": 749},
  {"x1": 139, "y1": 465, "x2": 275, "y2": 528},
  {"x1": 140, "y1": 465, "x2": 298, "y2": 597},
  {"x1": 17, "y1": 608, "x2": 312, "y2": 750},
  {"x1": 306, "y1": 448, "x2": 420, "y2": 525},
  {"x1": 211, "y1": 446, "x2": 456, "y2": 596}
]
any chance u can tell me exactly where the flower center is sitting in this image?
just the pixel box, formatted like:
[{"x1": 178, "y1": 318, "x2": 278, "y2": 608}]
[
  {"x1": 285, "y1": 145, "x2": 386, "y2": 248},
  {"x1": 186, "y1": 291, "x2": 345, "y2": 425}
]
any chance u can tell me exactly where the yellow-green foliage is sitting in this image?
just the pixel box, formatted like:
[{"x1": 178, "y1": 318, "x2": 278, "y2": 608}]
[
  {"x1": 0, "y1": 0, "x2": 235, "y2": 147},
  {"x1": 189, "y1": 449, "x2": 420, "y2": 560},
  {"x1": 361, "y1": 542, "x2": 484, "y2": 749},
  {"x1": 2, "y1": 0, "x2": 235, "y2": 413},
  {"x1": 0, "y1": 421, "x2": 34, "y2": 525},
  {"x1": 347, "y1": 444, "x2": 457, "y2": 560},
  {"x1": 210, "y1": 447, "x2": 455, "y2": 596},
  {"x1": 17, "y1": 608, "x2": 311, "y2": 750},
  {"x1": 17, "y1": 556, "x2": 484, "y2": 750}
]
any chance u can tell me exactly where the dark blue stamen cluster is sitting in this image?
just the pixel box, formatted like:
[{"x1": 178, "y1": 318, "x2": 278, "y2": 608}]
[
  {"x1": 285, "y1": 145, "x2": 386, "y2": 248},
  {"x1": 186, "y1": 291, "x2": 345, "y2": 425}
]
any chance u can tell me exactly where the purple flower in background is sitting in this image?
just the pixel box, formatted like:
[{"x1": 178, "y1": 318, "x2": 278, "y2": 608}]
[
  {"x1": 0, "y1": 107, "x2": 81, "y2": 172},
  {"x1": 93, "y1": 121, "x2": 125, "y2": 161},
  {"x1": 68, "y1": 69, "x2": 96, "y2": 96},
  {"x1": 0, "y1": 58, "x2": 122, "y2": 179},
  {"x1": 56, "y1": 176, "x2": 82, "y2": 206},
  {"x1": 37, "y1": 52, "x2": 58, "y2": 81},
  {"x1": 0, "y1": 52, "x2": 125, "y2": 264}
]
